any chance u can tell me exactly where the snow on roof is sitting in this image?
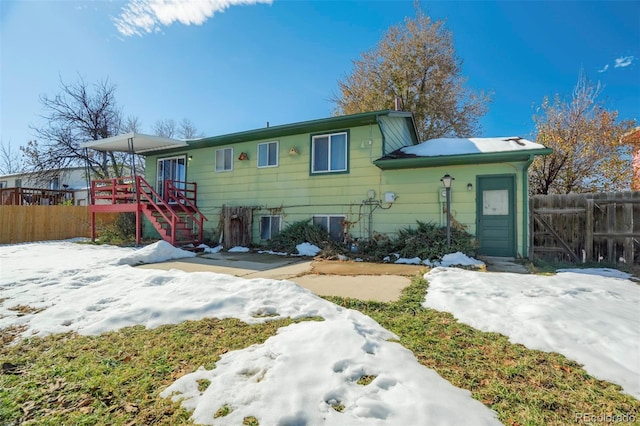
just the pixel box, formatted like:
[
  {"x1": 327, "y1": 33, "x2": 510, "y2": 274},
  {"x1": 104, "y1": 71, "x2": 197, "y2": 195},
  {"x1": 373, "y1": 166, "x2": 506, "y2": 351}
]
[{"x1": 401, "y1": 136, "x2": 546, "y2": 157}]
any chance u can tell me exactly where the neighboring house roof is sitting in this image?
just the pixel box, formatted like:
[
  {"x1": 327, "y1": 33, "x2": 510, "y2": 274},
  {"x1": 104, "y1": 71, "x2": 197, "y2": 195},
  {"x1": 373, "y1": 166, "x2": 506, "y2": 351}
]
[
  {"x1": 0, "y1": 166, "x2": 86, "y2": 180},
  {"x1": 374, "y1": 136, "x2": 552, "y2": 169},
  {"x1": 152, "y1": 110, "x2": 420, "y2": 154},
  {"x1": 81, "y1": 132, "x2": 187, "y2": 153}
]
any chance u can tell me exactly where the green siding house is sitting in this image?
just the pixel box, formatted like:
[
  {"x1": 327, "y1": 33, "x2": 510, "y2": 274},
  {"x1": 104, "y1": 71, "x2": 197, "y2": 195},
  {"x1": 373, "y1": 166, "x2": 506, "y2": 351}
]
[{"x1": 141, "y1": 110, "x2": 551, "y2": 258}]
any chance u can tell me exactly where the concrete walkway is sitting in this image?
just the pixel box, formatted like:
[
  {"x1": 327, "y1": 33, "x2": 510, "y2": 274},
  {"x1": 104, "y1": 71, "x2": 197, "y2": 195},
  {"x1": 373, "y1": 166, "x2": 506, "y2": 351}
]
[
  {"x1": 479, "y1": 256, "x2": 530, "y2": 274},
  {"x1": 137, "y1": 252, "x2": 529, "y2": 301},
  {"x1": 136, "y1": 252, "x2": 425, "y2": 302}
]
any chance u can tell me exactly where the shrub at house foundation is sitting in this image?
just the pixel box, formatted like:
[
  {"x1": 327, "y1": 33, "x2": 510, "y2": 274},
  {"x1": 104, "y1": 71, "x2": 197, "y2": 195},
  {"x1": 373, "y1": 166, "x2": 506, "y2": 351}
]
[{"x1": 267, "y1": 220, "x2": 474, "y2": 262}]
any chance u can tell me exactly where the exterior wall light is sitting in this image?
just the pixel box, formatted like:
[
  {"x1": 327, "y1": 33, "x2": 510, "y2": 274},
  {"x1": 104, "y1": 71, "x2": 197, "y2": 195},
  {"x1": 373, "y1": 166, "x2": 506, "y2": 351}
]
[
  {"x1": 467, "y1": 183, "x2": 473, "y2": 191},
  {"x1": 238, "y1": 152, "x2": 248, "y2": 161}
]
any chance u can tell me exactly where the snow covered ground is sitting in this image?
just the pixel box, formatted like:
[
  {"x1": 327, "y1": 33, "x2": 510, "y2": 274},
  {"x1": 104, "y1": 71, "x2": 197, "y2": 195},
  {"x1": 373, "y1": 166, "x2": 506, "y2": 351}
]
[
  {"x1": 424, "y1": 267, "x2": 640, "y2": 399},
  {"x1": 0, "y1": 240, "x2": 499, "y2": 425},
  {"x1": 0, "y1": 240, "x2": 638, "y2": 425}
]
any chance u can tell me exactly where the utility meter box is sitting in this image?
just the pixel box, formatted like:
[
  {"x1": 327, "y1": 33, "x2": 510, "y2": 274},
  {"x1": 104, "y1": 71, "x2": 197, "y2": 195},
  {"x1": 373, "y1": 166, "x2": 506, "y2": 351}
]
[
  {"x1": 438, "y1": 189, "x2": 451, "y2": 202},
  {"x1": 384, "y1": 192, "x2": 396, "y2": 203}
]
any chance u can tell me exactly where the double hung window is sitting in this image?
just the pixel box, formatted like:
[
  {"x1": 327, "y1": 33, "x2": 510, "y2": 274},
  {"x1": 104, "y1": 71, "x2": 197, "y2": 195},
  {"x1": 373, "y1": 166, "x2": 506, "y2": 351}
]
[
  {"x1": 215, "y1": 148, "x2": 233, "y2": 172},
  {"x1": 258, "y1": 141, "x2": 279, "y2": 168},
  {"x1": 311, "y1": 132, "x2": 347, "y2": 174}
]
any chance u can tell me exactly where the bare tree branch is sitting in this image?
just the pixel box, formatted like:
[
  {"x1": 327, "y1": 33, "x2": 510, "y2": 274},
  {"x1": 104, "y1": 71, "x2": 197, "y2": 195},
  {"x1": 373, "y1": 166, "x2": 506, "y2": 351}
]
[
  {"x1": 26, "y1": 75, "x2": 128, "y2": 180},
  {"x1": 0, "y1": 139, "x2": 24, "y2": 175}
]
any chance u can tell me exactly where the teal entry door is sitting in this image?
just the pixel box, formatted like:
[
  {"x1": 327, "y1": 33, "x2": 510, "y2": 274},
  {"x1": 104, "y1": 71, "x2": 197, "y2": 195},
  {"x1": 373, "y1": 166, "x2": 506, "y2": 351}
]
[{"x1": 476, "y1": 175, "x2": 516, "y2": 257}]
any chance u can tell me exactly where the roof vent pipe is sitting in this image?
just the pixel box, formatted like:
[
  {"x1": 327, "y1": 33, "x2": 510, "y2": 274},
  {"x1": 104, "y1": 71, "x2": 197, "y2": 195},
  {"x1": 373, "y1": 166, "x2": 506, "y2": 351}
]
[{"x1": 394, "y1": 97, "x2": 402, "y2": 111}]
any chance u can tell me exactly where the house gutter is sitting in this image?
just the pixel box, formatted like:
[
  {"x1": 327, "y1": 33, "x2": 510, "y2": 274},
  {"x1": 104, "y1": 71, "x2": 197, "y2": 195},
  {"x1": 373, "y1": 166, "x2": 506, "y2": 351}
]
[{"x1": 152, "y1": 110, "x2": 415, "y2": 155}]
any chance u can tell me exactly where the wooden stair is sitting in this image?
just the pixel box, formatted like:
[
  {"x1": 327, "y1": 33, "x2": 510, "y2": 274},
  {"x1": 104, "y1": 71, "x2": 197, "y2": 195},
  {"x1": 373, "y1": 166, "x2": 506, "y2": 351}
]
[
  {"x1": 89, "y1": 176, "x2": 207, "y2": 247},
  {"x1": 142, "y1": 206, "x2": 201, "y2": 246},
  {"x1": 136, "y1": 177, "x2": 207, "y2": 247}
]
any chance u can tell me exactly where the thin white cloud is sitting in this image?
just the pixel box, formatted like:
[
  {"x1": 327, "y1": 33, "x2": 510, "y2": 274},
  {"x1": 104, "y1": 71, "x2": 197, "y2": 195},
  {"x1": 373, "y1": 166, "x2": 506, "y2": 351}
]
[
  {"x1": 597, "y1": 64, "x2": 609, "y2": 73},
  {"x1": 614, "y1": 56, "x2": 634, "y2": 68},
  {"x1": 115, "y1": 0, "x2": 273, "y2": 36}
]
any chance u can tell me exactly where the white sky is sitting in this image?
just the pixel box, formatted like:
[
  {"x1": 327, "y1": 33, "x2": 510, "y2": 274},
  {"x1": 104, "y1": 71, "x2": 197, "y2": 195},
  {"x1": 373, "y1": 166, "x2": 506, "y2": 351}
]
[{"x1": 1, "y1": 240, "x2": 638, "y2": 424}]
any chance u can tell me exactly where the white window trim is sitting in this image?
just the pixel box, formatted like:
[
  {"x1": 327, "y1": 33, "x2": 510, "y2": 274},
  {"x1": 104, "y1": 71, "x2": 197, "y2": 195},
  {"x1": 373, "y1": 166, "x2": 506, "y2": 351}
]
[
  {"x1": 215, "y1": 147, "x2": 234, "y2": 172},
  {"x1": 260, "y1": 215, "x2": 281, "y2": 240},
  {"x1": 311, "y1": 131, "x2": 348, "y2": 174},
  {"x1": 257, "y1": 141, "x2": 279, "y2": 168}
]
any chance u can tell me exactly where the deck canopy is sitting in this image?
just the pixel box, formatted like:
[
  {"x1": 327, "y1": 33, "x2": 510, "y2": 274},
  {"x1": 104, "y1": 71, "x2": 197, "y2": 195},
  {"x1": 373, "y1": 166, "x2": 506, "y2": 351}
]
[{"x1": 81, "y1": 132, "x2": 187, "y2": 154}]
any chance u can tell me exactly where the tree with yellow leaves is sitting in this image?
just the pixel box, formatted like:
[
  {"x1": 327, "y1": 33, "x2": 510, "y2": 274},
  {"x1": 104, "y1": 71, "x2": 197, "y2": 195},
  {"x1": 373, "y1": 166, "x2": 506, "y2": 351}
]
[
  {"x1": 530, "y1": 71, "x2": 636, "y2": 194},
  {"x1": 332, "y1": 6, "x2": 491, "y2": 141}
]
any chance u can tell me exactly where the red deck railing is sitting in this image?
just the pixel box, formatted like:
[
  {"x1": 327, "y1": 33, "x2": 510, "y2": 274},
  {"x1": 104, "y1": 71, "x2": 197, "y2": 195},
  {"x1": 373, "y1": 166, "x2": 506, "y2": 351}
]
[{"x1": 89, "y1": 176, "x2": 207, "y2": 245}]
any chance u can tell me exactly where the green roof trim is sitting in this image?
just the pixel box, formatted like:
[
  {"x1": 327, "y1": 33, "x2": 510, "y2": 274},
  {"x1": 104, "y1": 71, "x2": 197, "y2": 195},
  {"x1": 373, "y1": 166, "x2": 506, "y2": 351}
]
[
  {"x1": 151, "y1": 110, "x2": 416, "y2": 155},
  {"x1": 373, "y1": 148, "x2": 553, "y2": 170}
]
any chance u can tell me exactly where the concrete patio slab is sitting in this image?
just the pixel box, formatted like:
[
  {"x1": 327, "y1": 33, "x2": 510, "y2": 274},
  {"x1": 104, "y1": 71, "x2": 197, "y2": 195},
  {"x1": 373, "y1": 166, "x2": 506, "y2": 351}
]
[
  {"x1": 480, "y1": 256, "x2": 529, "y2": 274},
  {"x1": 292, "y1": 274, "x2": 411, "y2": 302},
  {"x1": 136, "y1": 253, "x2": 422, "y2": 302}
]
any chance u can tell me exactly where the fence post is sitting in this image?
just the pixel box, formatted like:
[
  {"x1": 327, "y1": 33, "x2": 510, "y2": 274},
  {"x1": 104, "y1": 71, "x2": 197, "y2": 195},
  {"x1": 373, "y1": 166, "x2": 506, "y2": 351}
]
[
  {"x1": 606, "y1": 193, "x2": 616, "y2": 262},
  {"x1": 623, "y1": 194, "x2": 634, "y2": 265},
  {"x1": 585, "y1": 198, "x2": 594, "y2": 262}
]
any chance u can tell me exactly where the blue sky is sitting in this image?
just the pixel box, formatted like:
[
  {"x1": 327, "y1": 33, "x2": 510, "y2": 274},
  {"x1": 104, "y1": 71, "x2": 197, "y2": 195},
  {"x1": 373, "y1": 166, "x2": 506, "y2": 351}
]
[{"x1": 1, "y1": 0, "x2": 638, "y2": 153}]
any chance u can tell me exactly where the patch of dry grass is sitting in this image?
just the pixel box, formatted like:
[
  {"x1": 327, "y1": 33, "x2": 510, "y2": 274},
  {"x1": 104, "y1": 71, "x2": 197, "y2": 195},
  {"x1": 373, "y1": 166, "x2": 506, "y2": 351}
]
[{"x1": 0, "y1": 317, "x2": 315, "y2": 425}]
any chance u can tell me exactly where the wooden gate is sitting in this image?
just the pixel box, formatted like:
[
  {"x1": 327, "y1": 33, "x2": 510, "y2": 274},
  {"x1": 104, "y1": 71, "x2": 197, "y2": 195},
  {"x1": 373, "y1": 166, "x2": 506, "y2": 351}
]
[
  {"x1": 220, "y1": 205, "x2": 253, "y2": 248},
  {"x1": 530, "y1": 192, "x2": 640, "y2": 265}
]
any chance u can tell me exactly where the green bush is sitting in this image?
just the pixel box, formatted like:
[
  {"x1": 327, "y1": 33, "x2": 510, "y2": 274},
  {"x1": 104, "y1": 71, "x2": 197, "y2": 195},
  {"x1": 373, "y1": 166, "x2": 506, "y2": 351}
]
[
  {"x1": 263, "y1": 220, "x2": 473, "y2": 261},
  {"x1": 393, "y1": 221, "x2": 474, "y2": 261},
  {"x1": 98, "y1": 213, "x2": 136, "y2": 244},
  {"x1": 265, "y1": 220, "x2": 330, "y2": 253},
  {"x1": 350, "y1": 221, "x2": 474, "y2": 262}
]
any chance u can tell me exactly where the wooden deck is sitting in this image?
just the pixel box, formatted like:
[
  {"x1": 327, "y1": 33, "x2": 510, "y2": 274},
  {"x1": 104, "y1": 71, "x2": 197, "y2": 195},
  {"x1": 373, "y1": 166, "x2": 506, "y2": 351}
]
[
  {"x1": 89, "y1": 176, "x2": 207, "y2": 246},
  {"x1": 1, "y1": 187, "x2": 75, "y2": 205}
]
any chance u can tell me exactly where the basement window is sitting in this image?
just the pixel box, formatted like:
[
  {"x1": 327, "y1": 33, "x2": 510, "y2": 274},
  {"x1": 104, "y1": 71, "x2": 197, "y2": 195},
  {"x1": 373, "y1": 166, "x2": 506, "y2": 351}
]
[
  {"x1": 260, "y1": 215, "x2": 281, "y2": 240},
  {"x1": 313, "y1": 215, "x2": 346, "y2": 241}
]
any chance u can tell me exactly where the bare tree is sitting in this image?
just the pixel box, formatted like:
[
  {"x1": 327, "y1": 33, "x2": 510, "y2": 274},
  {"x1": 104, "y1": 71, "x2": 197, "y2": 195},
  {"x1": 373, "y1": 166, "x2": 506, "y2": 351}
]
[
  {"x1": 152, "y1": 118, "x2": 176, "y2": 138},
  {"x1": 153, "y1": 117, "x2": 204, "y2": 139},
  {"x1": 530, "y1": 70, "x2": 635, "y2": 194},
  {"x1": 24, "y1": 76, "x2": 129, "y2": 179},
  {"x1": 178, "y1": 118, "x2": 204, "y2": 139},
  {"x1": 121, "y1": 115, "x2": 143, "y2": 133},
  {"x1": 332, "y1": 6, "x2": 491, "y2": 141},
  {"x1": 0, "y1": 139, "x2": 23, "y2": 175}
]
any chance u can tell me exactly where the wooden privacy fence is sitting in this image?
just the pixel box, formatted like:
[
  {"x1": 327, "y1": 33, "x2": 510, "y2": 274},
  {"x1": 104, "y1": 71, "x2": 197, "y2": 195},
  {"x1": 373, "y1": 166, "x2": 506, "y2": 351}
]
[
  {"x1": 0, "y1": 206, "x2": 118, "y2": 244},
  {"x1": 530, "y1": 192, "x2": 640, "y2": 265}
]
